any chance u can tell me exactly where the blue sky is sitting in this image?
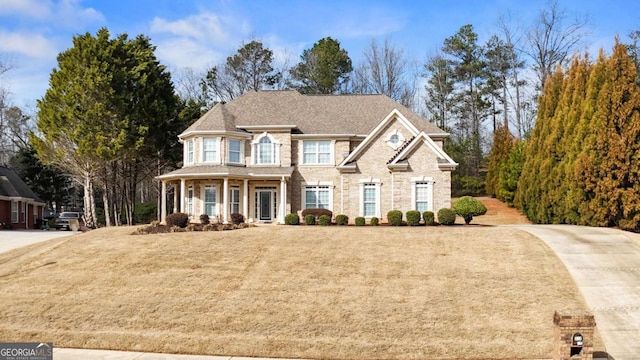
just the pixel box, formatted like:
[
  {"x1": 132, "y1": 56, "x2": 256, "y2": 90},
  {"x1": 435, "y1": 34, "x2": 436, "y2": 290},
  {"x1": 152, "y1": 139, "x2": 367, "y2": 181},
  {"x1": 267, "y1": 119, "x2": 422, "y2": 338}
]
[{"x1": 1, "y1": 0, "x2": 639, "y2": 108}]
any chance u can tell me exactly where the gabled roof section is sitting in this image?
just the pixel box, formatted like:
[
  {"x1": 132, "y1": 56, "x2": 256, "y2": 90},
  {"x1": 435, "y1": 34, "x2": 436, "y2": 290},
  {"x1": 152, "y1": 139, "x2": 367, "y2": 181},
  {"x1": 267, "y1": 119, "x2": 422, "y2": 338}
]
[
  {"x1": 0, "y1": 166, "x2": 45, "y2": 202},
  {"x1": 386, "y1": 132, "x2": 458, "y2": 171},
  {"x1": 178, "y1": 90, "x2": 446, "y2": 137},
  {"x1": 338, "y1": 109, "x2": 419, "y2": 167}
]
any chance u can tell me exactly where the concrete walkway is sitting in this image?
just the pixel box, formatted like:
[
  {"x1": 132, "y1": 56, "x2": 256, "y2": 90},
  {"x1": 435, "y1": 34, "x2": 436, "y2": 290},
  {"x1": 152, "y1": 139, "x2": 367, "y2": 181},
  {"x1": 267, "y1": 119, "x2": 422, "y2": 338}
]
[
  {"x1": 516, "y1": 225, "x2": 640, "y2": 360},
  {"x1": 0, "y1": 229, "x2": 76, "y2": 253}
]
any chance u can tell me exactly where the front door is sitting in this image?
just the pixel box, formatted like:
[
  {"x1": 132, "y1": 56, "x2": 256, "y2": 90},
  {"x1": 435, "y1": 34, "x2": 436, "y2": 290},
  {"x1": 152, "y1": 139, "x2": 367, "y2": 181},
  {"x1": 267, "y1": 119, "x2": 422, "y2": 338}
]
[{"x1": 259, "y1": 190, "x2": 273, "y2": 221}]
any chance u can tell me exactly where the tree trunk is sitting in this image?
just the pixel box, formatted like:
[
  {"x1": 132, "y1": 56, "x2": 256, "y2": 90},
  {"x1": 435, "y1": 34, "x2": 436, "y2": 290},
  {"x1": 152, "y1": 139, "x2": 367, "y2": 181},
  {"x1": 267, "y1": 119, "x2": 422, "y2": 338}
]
[{"x1": 83, "y1": 173, "x2": 95, "y2": 229}]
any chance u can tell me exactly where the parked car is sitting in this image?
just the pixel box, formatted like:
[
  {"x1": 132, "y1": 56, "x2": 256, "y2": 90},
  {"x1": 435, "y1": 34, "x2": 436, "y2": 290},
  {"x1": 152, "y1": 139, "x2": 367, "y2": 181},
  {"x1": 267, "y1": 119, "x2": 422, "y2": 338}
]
[{"x1": 54, "y1": 212, "x2": 82, "y2": 231}]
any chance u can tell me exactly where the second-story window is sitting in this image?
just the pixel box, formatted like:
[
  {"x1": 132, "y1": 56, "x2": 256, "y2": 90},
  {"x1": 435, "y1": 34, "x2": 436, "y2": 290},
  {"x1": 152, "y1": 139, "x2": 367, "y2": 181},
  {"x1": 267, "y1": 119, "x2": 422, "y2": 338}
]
[
  {"x1": 202, "y1": 138, "x2": 219, "y2": 163},
  {"x1": 228, "y1": 139, "x2": 242, "y2": 164},
  {"x1": 186, "y1": 139, "x2": 194, "y2": 165},
  {"x1": 303, "y1": 140, "x2": 331, "y2": 164},
  {"x1": 254, "y1": 135, "x2": 278, "y2": 165}
]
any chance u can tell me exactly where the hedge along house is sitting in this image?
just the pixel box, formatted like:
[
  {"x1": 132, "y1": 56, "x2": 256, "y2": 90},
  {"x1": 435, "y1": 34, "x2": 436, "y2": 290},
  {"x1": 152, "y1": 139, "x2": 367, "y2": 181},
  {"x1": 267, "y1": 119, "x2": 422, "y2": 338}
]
[
  {"x1": 157, "y1": 90, "x2": 457, "y2": 224},
  {"x1": 0, "y1": 166, "x2": 46, "y2": 229}
]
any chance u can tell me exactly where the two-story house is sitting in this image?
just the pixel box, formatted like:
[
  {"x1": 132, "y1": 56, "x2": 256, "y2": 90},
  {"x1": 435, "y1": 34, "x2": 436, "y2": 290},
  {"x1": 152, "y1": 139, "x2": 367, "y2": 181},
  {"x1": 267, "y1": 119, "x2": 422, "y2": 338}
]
[{"x1": 157, "y1": 90, "x2": 457, "y2": 224}]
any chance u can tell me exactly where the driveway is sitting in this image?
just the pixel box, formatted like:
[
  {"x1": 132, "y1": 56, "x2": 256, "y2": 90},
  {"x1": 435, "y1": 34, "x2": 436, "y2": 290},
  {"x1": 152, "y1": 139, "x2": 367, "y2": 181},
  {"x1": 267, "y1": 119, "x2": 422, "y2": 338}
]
[
  {"x1": 0, "y1": 230, "x2": 77, "y2": 254},
  {"x1": 515, "y1": 225, "x2": 640, "y2": 360}
]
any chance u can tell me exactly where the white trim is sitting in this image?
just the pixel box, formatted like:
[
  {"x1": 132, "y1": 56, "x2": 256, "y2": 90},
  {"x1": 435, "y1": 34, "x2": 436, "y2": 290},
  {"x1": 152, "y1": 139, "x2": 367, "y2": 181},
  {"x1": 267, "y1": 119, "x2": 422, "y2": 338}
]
[
  {"x1": 385, "y1": 129, "x2": 406, "y2": 150},
  {"x1": 359, "y1": 178, "x2": 381, "y2": 218},
  {"x1": 227, "y1": 138, "x2": 244, "y2": 165},
  {"x1": 201, "y1": 137, "x2": 222, "y2": 164},
  {"x1": 252, "y1": 132, "x2": 280, "y2": 165},
  {"x1": 184, "y1": 139, "x2": 195, "y2": 165},
  {"x1": 301, "y1": 182, "x2": 334, "y2": 210},
  {"x1": 179, "y1": 130, "x2": 251, "y2": 139},
  {"x1": 11, "y1": 200, "x2": 18, "y2": 223},
  {"x1": 186, "y1": 185, "x2": 194, "y2": 217},
  {"x1": 201, "y1": 183, "x2": 218, "y2": 218},
  {"x1": 299, "y1": 139, "x2": 334, "y2": 166},
  {"x1": 339, "y1": 109, "x2": 419, "y2": 167},
  {"x1": 387, "y1": 132, "x2": 458, "y2": 170},
  {"x1": 411, "y1": 177, "x2": 434, "y2": 212}
]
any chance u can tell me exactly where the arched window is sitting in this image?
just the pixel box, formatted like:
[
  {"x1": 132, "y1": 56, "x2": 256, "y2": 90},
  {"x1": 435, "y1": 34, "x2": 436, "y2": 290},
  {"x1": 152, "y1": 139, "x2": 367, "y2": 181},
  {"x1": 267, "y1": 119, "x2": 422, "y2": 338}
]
[{"x1": 253, "y1": 133, "x2": 278, "y2": 165}]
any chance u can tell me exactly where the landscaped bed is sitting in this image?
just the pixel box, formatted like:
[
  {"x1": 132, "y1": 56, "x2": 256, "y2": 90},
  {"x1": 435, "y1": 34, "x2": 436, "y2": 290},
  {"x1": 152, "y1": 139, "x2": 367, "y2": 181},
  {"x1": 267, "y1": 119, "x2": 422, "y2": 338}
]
[{"x1": 0, "y1": 224, "x2": 602, "y2": 359}]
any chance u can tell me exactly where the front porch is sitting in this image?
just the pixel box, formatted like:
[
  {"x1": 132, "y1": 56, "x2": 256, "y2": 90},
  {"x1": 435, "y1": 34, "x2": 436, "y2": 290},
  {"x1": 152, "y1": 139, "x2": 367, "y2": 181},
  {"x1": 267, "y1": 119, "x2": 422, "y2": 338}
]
[{"x1": 157, "y1": 166, "x2": 293, "y2": 224}]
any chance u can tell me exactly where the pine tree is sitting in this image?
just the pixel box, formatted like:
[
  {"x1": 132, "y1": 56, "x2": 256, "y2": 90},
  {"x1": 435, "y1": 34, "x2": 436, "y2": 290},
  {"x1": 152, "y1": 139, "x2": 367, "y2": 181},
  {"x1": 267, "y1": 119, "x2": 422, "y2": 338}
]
[{"x1": 498, "y1": 140, "x2": 525, "y2": 206}]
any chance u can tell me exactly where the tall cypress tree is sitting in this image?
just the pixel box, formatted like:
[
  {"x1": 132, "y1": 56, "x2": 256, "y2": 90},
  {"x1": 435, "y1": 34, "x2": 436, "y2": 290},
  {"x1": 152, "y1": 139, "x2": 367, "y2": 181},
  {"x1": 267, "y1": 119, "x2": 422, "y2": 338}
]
[
  {"x1": 516, "y1": 67, "x2": 564, "y2": 222},
  {"x1": 485, "y1": 124, "x2": 515, "y2": 197},
  {"x1": 576, "y1": 40, "x2": 640, "y2": 229}
]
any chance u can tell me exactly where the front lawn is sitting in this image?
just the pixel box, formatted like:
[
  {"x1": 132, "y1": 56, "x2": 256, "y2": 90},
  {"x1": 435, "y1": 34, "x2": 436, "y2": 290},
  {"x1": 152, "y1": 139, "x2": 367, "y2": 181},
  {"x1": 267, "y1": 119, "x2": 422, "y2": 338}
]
[{"x1": 0, "y1": 226, "x2": 600, "y2": 359}]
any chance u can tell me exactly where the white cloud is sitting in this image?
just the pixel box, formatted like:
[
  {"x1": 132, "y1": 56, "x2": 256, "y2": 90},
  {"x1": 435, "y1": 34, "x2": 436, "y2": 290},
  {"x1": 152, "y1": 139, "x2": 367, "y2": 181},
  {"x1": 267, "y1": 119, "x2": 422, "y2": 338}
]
[
  {"x1": 150, "y1": 11, "x2": 253, "y2": 70},
  {"x1": 0, "y1": 0, "x2": 52, "y2": 19},
  {"x1": 0, "y1": 30, "x2": 58, "y2": 58},
  {"x1": 0, "y1": 0, "x2": 104, "y2": 27}
]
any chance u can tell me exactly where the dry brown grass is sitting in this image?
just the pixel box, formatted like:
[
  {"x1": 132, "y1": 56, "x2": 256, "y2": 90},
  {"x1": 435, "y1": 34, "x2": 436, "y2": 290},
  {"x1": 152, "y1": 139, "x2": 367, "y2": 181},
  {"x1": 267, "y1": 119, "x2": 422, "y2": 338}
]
[{"x1": 0, "y1": 225, "x2": 594, "y2": 359}]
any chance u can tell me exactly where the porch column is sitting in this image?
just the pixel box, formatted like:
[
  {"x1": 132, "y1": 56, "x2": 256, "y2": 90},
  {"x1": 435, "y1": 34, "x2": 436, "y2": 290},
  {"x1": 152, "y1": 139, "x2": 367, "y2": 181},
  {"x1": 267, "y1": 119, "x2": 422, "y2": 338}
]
[
  {"x1": 173, "y1": 181, "x2": 178, "y2": 213},
  {"x1": 279, "y1": 176, "x2": 287, "y2": 223},
  {"x1": 161, "y1": 180, "x2": 167, "y2": 223},
  {"x1": 223, "y1": 177, "x2": 229, "y2": 224},
  {"x1": 243, "y1": 179, "x2": 249, "y2": 221},
  {"x1": 180, "y1": 179, "x2": 185, "y2": 213}
]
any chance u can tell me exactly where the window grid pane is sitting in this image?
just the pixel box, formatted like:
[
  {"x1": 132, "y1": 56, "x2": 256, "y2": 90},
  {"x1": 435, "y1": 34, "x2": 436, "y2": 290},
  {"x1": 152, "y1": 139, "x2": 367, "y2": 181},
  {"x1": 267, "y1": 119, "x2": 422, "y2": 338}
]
[
  {"x1": 203, "y1": 138, "x2": 217, "y2": 162},
  {"x1": 304, "y1": 186, "x2": 330, "y2": 209},
  {"x1": 363, "y1": 184, "x2": 377, "y2": 217},
  {"x1": 415, "y1": 183, "x2": 430, "y2": 212},
  {"x1": 303, "y1": 141, "x2": 331, "y2": 164},
  {"x1": 204, "y1": 185, "x2": 217, "y2": 216},
  {"x1": 229, "y1": 140, "x2": 241, "y2": 163}
]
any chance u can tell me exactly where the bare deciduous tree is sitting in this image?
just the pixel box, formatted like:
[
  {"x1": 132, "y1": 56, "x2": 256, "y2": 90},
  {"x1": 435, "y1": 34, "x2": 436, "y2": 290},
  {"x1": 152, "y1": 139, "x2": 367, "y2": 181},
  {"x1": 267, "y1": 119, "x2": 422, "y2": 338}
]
[
  {"x1": 526, "y1": 0, "x2": 590, "y2": 91},
  {"x1": 352, "y1": 38, "x2": 417, "y2": 108}
]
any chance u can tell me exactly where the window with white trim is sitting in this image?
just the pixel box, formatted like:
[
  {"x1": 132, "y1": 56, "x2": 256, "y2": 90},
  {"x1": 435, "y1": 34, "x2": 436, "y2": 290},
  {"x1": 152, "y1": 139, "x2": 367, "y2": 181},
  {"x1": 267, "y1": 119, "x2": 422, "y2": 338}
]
[
  {"x1": 414, "y1": 183, "x2": 431, "y2": 212},
  {"x1": 230, "y1": 187, "x2": 240, "y2": 214},
  {"x1": 302, "y1": 140, "x2": 332, "y2": 164},
  {"x1": 186, "y1": 186, "x2": 194, "y2": 216},
  {"x1": 228, "y1": 139, "x2": 243, "y2": 164},
  {"x1": 359, "y1": 180, "x2": 381, "y2": 218},
  {"x1": 304, "y1": 185, "x2": 330, "y2": 209},
  {"x1": 11, "y1": 201, "x2": 18, "y2": 223},
  {"x1": 411, "y1": 178, "x2": 434, "y2": 212},
  {"x1": 203, "y1": 185, "x2": 217, "y2": 216},
  {"x1": 253, "y1": 134, "x2": 278, "y2": 165},
  {"x1": 21, "y1": 202, "x2": 26, "y2": 223},
  {"x1": 202, "y1": 138, "x2": 219, "y2": 163},
  {"x1": 33, "y1": 205, "x2": 38, "y2": 224},
  {"x1": 185, "y1": 139, "x2": 194, "y2": 165}
]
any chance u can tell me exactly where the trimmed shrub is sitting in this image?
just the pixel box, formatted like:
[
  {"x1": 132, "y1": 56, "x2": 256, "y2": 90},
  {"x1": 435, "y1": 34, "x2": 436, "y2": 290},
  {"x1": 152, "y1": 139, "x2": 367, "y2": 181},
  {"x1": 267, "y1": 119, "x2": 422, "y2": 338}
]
[
  {"x1": 318, "y1": 214, "x2": 331, "y2": 226},
  {"x1": 406, "y1": 210, "x2": 421, "y2": 226},
  {"x1": 304, "y1": 214, "x2": 316, "y2": 225},
  {"x1": 285, "y1": 213, "x2": 300, "y2": 225},
  {"x1": 370, "y1": 217, "x2": 379, "y2": 226},
  {"x1": 437, "y1": 208, "x2": 456, "y2": 225},
  {"x1": 200, "y1": 214, "x2": 210, "y2": 225},
  {"x1": 387, "y1": 210, "x2": 403, "y2": 226},
  {"x1": 453, "y1": 196, "x2": 487, "y2": 224},
  {"x1": 301, "y1": 208, "x2": 333, "y2": 219},
  {"x1": 203, "y1": 224, "x2": 216, "y2": 231},
  {"x1": 422, "y1": 211, "x2": 435, "y2": 226},
  {"x1": 335, "y1": 214, "x2": 349, "y2": 225},
  {"x1": 230, "y1": 212, "x2": 245, "y2": 224},
  {"x1": 355, "y1": 217, "x2": 365, "y2": 226},
  {"x1": 166, "y1": 212, "x2": 189, "y2": 228}
]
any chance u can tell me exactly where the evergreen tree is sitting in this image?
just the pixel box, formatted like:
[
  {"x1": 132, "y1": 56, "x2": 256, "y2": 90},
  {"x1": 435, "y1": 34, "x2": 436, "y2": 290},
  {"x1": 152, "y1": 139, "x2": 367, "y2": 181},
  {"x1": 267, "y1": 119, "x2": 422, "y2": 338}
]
[
  {"x1": 498, "y1": 140, "x2": 525, "y2": 206},
  {"x1": 290, "y1": 37, "x2": 353, "y2": 94},
  {"x1": 424, "y1": 54, "x2": 455, "y2": 130},
  {"x1": 576, "y1": 40, "x2": 640, "y2": 230},
  {"x1": 485, "y1": 124, "x2": 515, "y2": 197},
  {"x1": 515, "y1": 66, "x2": 564, "y2": 222}
]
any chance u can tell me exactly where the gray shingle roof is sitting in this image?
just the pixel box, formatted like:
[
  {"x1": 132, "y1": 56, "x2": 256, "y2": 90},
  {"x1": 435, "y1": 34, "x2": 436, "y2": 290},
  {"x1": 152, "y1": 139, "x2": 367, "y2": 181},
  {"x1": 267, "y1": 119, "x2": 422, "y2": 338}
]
[
  {"x1": 182, "y1": 90, "x2": 445, "y2": 136},
  {"x1": 0, "y1": 166, "x2": 44, "y2": 202}
]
